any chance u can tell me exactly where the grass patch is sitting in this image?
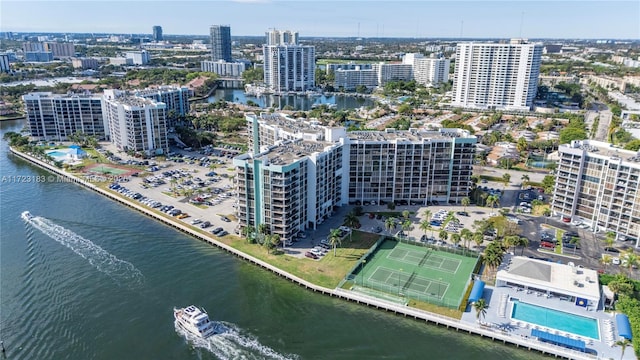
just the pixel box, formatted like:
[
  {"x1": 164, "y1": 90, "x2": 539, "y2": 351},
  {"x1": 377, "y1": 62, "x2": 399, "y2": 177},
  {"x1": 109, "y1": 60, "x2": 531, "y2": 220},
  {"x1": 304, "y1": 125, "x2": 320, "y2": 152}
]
[
  {"x1": 532, "y1": 204, "x2": 550, "y2": 216},
  {"x1": 479, "y1": 175, "x2": 505, "y2": 182},
  {"x1": 215, "y1": 231, "x2": 380, "y2": 288},
  {"x1": 407, "y1": 299, "x2": 463, "y2": 319},
  {"x1": 191, "y1": 203, "x2": 208, "y2": 209}
]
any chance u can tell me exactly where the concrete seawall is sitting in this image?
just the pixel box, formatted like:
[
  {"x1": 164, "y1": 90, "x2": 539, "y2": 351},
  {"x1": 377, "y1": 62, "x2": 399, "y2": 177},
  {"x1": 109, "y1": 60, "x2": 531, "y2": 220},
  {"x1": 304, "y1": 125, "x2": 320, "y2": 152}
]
[{"x1": 9, "y1": 147, "x2": 598, "y2": 360}]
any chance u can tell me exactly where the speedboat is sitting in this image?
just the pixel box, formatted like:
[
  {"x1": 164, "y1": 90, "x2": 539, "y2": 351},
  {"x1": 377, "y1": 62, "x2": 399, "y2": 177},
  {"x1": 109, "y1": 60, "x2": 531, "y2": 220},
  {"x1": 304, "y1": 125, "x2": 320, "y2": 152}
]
[
  {"x1": 174, "y1": 305, "x2": 216, "y2": 338},
  {"x1": 21, "y1": 211, "x2": 34, "y2": 221}
]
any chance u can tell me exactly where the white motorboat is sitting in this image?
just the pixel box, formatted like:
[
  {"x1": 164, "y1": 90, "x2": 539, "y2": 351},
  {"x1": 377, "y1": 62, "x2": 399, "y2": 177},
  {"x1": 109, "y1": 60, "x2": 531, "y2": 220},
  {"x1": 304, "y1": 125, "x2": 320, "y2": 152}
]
[
  {"x1": 21, "y1": 211, "x2": 34, "y2": 221},
  {"x1": 174, "y1": 305, "x2": 216, "y2": 338}
]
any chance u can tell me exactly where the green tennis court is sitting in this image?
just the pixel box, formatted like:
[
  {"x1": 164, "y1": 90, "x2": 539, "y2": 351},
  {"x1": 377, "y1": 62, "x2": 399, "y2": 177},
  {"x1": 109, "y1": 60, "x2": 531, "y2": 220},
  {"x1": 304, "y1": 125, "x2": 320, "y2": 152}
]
[{"x1": 351, "y1": 239, "x2": 479, "y2": 308}]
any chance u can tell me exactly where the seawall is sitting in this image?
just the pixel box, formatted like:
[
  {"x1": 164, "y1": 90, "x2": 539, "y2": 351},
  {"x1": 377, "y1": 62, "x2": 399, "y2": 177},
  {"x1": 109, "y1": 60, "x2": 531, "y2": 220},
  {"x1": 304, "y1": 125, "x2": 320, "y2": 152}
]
[{"x1": 9, "y1": 146, "x2": 597, "y2": 360}]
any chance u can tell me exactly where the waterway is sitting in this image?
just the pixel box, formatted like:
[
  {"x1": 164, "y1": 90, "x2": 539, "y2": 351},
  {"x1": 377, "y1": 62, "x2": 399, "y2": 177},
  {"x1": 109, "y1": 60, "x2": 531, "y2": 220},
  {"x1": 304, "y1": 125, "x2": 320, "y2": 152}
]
[
  {"x1": 0, "y1": 119, "x2": 547, "y2": 359},
  {"x1": 208, "y1": 89, "x2": 374, "y2": 111}
]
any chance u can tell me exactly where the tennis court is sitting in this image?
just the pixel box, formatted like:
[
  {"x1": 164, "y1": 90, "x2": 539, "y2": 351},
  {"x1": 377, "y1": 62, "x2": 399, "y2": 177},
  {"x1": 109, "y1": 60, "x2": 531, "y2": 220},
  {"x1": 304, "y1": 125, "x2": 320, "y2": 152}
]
[
  {"x1": 351, "y1": 239, "x2": 479, "y2": 308},
  {"x1": 387, "y1": 247, "x2": 461, "y2": 273}
]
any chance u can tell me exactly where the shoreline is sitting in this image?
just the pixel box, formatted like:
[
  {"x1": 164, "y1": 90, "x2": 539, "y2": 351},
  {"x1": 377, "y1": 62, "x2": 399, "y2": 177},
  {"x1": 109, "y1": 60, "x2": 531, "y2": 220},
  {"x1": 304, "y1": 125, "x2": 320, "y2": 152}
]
[{"x1": 9, "y1": 146, "x2": 596, "y2": 360}]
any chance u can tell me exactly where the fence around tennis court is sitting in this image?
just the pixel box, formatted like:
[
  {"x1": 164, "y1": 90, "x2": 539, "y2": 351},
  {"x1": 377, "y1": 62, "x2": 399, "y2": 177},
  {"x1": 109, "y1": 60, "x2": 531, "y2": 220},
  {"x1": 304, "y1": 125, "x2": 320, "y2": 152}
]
[{"x1": 340, "y1": 237, "x2": 480, "y2": 309}]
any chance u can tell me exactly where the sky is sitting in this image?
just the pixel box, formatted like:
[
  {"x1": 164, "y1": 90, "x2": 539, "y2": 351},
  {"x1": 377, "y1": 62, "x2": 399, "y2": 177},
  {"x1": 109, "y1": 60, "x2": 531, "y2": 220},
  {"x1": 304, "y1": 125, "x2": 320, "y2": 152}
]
[{"x1": 1, "y1": 0, "x2": 639, "y2": 39}]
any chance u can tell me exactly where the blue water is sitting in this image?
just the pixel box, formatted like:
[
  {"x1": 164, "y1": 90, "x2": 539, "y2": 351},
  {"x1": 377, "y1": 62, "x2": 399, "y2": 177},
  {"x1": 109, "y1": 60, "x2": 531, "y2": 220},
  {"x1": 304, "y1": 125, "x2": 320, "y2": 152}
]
[
  {"x1": 511, "y1": 301, "x2": 600, "y2": 339},
  {"x1": 46, "y1": 150, "x2": 69, "y2": 158}
]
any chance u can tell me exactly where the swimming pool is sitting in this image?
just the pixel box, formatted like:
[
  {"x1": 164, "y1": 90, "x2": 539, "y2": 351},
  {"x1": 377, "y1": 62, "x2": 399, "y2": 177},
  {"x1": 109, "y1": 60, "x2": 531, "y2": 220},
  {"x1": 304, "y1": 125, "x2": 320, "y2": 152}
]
[
  {"x1": 511, "y1": 301, "x2": 599, "y2": 339},
  {"x1": 46, "y1": 150, "x2": 69, "y2": 158}
]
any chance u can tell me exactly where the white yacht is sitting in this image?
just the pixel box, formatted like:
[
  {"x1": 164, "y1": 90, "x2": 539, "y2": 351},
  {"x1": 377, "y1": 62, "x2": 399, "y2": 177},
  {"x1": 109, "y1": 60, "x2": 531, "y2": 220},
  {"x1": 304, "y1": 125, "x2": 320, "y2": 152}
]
[
  {"x1": 21, "y1": 211, "x2": 34, "y2": 221},
  {"x1": 174, "y1": 305, "x2": 216, "y2": 338}
]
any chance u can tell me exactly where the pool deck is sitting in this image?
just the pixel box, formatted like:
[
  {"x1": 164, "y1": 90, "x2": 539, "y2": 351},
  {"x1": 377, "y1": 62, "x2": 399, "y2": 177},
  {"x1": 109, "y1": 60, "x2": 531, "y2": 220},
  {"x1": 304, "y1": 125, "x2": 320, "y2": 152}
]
[{"x1": 460, "y1": 264, "x2": 635, "y2": 359}]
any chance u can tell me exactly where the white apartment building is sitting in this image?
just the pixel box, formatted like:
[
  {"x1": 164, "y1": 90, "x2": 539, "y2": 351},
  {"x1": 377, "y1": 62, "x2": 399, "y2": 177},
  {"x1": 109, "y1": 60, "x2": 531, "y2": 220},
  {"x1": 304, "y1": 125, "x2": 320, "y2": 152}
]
[
  {"x1": 451, "y1": 39, "x2": 543, "y2": 111},
  {"x1": 413, "y1": 56, "x2": 450, "y2": 86},
  {"x1": 23, "y1": 92, "x2": 107, "y2": 141},
  {"x1": 334, "y1": 67, "x2": 378, "y2": 90},
  {"x1": 133, "y1": 86, "x2": 190, "y2": 124},
  {"x1": 201, "y1": 60, "x2": 246, "y2": 77},
  {"x1": 373, "y1": 63, "x2": 413, "y2": 86},
  {"x1": 552, "y1": 140, "x2": 640, "y2": 244},
  {"x1": 234, "y1": 113, "x2": 476, "y2": 239},
  {"x1": 103, "y1": 90, "x2": 168, "y2": 155},
  {"x1": 71, "y1": 57, "x2": 99, "y2": 70},
  {"x1": 263, "y1": 44, "x2": 315, "y2": 92},
  {"x1": 125, "y1": 50, "x2": 150, "y2": 65},
  {"x1": 265, "y1": 29, "x2": 298, "y2": 45}
]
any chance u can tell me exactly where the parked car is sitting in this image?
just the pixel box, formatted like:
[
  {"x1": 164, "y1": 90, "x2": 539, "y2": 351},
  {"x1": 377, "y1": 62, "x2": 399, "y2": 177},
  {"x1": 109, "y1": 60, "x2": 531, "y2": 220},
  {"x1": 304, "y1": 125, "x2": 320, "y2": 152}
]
[
  {"x1": 305, "y1": 252, "x2": 318, "y2": 259},
  {"x1": 200, "y1": 221, "x2": 211, "y2": 229}
]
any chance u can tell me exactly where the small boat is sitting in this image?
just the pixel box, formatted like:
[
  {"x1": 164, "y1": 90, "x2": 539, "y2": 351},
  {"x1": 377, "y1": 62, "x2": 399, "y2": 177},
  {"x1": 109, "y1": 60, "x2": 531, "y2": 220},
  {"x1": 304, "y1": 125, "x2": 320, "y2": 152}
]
[
  {"x1": 174, "y1": 305, "x2": 216, "y2": 338},
  {"x1": 21, "y1": 211, "x2": 34, "y2": 221}
]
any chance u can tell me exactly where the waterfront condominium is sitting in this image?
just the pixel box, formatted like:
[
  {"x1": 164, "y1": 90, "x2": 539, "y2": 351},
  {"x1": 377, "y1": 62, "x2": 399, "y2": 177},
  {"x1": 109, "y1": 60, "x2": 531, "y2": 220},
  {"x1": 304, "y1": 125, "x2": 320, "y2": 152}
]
[
  {"x1": 233, "y1": 113, "x2": 476, "y2": 240},
  {"x1": 451, "y1": 39, "x2": 543, "y2": 111},
  {"x1": 210, "y1": 25, "x2": 232, "y2": 62},
  {"x1": 263, "y1": 29, "x2": 315, "y2": 93},
  {"x1": 23, "y1": 92, "x2": 108, "y2": 141},
  {"x1": 551, "y1": 140, "x2": 640, "y2": 245},
  {"x1": 103, "y1": 90, "x2": 168, "y2": 156},
  {"x1": 403, "y1": 53, "x2": 450, "y2": 87},
  {"x1": 132, "y1": 86, "x2": 191, "y2": 125}
]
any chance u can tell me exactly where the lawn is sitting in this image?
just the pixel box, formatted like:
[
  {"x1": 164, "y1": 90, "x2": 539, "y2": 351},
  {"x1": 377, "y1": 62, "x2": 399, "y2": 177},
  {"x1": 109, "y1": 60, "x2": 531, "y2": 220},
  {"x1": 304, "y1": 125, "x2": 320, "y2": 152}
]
[{"x1": 215, "y1": 231, "x2": 381, "y2": 289}]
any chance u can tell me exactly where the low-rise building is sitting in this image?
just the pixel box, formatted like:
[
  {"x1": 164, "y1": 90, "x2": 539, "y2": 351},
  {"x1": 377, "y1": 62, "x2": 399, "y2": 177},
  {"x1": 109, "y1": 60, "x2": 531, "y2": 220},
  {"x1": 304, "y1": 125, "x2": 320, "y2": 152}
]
[
  {"x1": 71, "y1": 57, "x2": 99, "y2": 70},
  {"x1": 201, "y1": 60, "x2": 246, "y2": 77}
]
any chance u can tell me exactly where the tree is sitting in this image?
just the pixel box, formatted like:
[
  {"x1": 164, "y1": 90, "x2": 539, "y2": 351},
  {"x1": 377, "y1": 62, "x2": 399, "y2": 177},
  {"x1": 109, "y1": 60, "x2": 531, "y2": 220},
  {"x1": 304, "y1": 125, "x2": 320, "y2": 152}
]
[
  {"x1": 461, "y1": 228, "x2": 473, "y2": 250},
  {"x1": 473, "y1": 231, "x2": 484, "y2": 249},
  {"x1": 614, "y1": 338, "x2": 631, "y2": 360},
  {"x1": 516, "y1": 236, "x2": 529, "y2": 256},
  {"x1": 385, "y1": 217, "x2": 397, "y2": 232},
  {"x1": 328, "y1": 228, "x2": 343, "y2": 256},
  {"x1": 263, "y1": 234, "x2": 273, "y2": 254},
  {"x1": 569, "y1": 236, "x2": 580, "y2": 255},
  {"x1": 520, "y1": 174, "x2": 530, "y2": 188},
  {"x1": 402, "y1": 210, "x2": 411, "y2": 220},
  {"x1": 343, "y1": 211, "x2": 360, "y2": 242},
  {"x1": 257, "y1": 223, "x2": 269, "y2": 244},
  {"x1": 605, "y1": 231, "x2": 616, "y2": 249},
  {"x1": 621, "y1": 250, "x2": 638, "y2": 276},
  {"x1": 439, "y1": 230, "x2": 449, "y2": 243},
  {"x1": 473, "y1": 298, "x2": 488, "y2": 323},
  {"x1": 559, "y1": 127, "x2": 587, "y2": 144},
  {"x1": 601, "y1": 254, "x2": 612, "y2": 270},
  {"x1": 451, "y1": 233, "x2": 461, "y2": 248},
  {"x1": 241, "y1": 225, "x2": 255, "y2": 242},
  {"x1": 541, "y1": 175, "x2": 555, "y2": 194},
  {"x1": 401, "y1": 219, "x2": 412, "y2": 236},
  {"x1": 607, "y1": 279, "x2": 634, "y2": 297},
  {"x1": 486, "y1": 195, "x2": 500, "y2": 209},
  {"x1": 420, "y1": 220, "x2": 433, "y2": 239},
  {"x1": 423, "y1": 209, "x2": 432, "y2": 221},
  {"x1": 502, "y1": 173, "x2": 511, "y2": 189},
  {"x1": 461, "y1": 197, "x2": 470, "y2": 212}
]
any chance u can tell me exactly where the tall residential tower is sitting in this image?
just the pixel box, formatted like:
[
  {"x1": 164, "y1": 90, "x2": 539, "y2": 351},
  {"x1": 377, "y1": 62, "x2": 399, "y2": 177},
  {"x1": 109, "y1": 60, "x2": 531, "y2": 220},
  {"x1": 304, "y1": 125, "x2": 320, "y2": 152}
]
[
  {"x1": 210, "y1": 25, "x2": 232, "y2": 62},
  {"x1": 451, "y1": 39, "x2": 542, "y2": 111},
  {"x1": 263, "y1": 30, "x2": 315, "y2": 92}
]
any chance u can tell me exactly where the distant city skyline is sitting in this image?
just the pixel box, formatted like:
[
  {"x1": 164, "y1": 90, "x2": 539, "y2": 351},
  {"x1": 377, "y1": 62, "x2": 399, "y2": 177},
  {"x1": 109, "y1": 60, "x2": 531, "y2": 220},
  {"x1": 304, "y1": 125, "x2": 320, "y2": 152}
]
[{"x1": 1, "y1": 1, "x2": 639, "y2": 39}]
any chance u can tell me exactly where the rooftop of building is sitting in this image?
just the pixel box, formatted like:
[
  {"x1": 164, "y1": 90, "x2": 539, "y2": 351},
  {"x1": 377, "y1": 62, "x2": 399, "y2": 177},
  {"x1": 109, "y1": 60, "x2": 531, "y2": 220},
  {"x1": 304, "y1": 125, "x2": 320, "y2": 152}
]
[
  {"x1": 348, "y1": 128, "x2": 474, "y2": 142},
  {"x1": 560, "y1": 139, "x2": 640, "y2": 163},
  {"x1": 253, "y1": 139, "x2": 333, "y2": 166},
  {"x1": 496, "y1": 256, "x2": 600, "y2": 300},
  {"x1": 108, "y1": 95, "x2": 161, "y2": 108},
  {"x1": 255, "y1": 113, "x2": 326, "y2": 138}
]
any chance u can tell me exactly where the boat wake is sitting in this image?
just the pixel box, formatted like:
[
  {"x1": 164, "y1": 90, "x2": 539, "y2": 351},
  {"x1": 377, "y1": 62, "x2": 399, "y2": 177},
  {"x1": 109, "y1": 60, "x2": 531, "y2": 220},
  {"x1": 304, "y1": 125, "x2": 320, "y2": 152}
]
[
  {"x1": 175, "y1": 320, "x2": 298, "y2": 360},
  {"x1": 22, "y1": 212, "x2": 144, "y2": 287}
]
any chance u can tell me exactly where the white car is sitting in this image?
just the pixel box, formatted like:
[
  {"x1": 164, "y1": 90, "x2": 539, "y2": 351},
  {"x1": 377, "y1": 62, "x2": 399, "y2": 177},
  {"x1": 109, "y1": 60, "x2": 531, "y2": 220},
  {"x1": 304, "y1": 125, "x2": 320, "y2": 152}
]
[
  {"x1": 612, "y1": 257, "x2": 621, "y2": 265},
  {"x1": 191, "y1": 219, "x2": 203, "y2": 225}
]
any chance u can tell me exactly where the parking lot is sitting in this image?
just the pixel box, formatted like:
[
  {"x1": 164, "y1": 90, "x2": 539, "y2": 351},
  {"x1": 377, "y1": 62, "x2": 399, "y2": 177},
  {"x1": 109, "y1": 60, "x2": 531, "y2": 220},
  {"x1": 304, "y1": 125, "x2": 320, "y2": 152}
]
[{"x1": 101, "y1": 143, "x2": 240, "y2": 237}]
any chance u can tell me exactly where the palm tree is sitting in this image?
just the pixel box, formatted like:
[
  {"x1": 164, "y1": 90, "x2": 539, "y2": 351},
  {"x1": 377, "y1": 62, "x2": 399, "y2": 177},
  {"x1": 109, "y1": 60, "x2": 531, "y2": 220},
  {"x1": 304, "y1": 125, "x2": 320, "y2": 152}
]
[
  {"x1": 271, "y1": 234, "x2": 281, "y2": 249},
  {"x1": 473, "y1": 298, "x2": 489, "y2": 323},
  {"x1": 502, "y1": 173, "x2": 511, "y2": 189},
  {"x1": 385, "y1": 217, "x2": 397, "y2": 233},
  {"x1": 520, "y1": 174, "x2": 530, "y2": 188},
  {"x1": 601, "y1": 254, "x2": 612, "y2": 271},
  {"x1": 263, "y1": 234, "x2": 273, "y2": 254},
  {"x1": 402, "y1": 210, "x2": 411, "y2": 220},
  {"x1": 486, "y1": 195, "x2": 500, "y2": 209},
  {"x1": 461, "y1": 228, "x2": 473, "y2": 249},
  {"x1": 343, "y1": 211, "x2": 360, "y2": 242},
  {"x1": 480, "y1": 192, "x2": 488, "y2": 207},
  {"x1": 257, "y1": 223, "x2": 269, "y2": 244},
  {"x1": 401, "y1": 219, "x2": 412, "y2": 238},
  {"x1": 569, "y1": 236, "x2": 581, "y2": 255},
  {"x1": 503, "y1": 235, "x2": 520, "y2": 253},
  {"x1": 423, "y1": 209, "x2": 432, "y2": 221},
  {"x1": 622, "y1": 250, "x2": 638, "y2": 277},
  {"x1": 328, "y1": 228, "x2": 343, "y2": 256},
  {"x1": 242, "y1": 225, "x2": 256, "y2": 243},
  {"x1": 516, "y1": 236, "x2": 529, "y2": 256},
  {"x1": 615, "y1": 338, "x2": 631, "y2": 360},
  {"x1": 605, "y1": 231, "x2": 616, "y2": 250},
  {"x1": 439, "y1": 230, "x2": 449, "y2": 243},
  {"x1": 473, "y1": 231, "x2": 484, "y2": 249},
  {"x1": 451, "y1": 233, "x2": 462, "y2": 248},
  {"x1": 461, "y1": 197, "x2": 470, "y2": 213},
  {"x1": 419, "y1": 219, "x2": 432, "y2": 240}
]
